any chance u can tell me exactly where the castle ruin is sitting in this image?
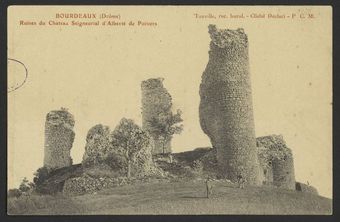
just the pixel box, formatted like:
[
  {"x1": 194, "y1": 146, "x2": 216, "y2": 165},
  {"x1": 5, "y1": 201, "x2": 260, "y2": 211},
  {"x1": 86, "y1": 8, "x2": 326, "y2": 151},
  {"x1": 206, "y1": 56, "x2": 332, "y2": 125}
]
[
  {"x1": 141, "y1": 78, "x2": 173, "y2": 154},
  {"x1": 37, "y1": 26, "x2": 304, "y2": 196},
  {"x1": 82, "y1": 124, "x2": 111, "y2": 167},
  {"x1": 257, "y1": 135, "x2": 296, "y2": 190},
  {"x1": 44, "y1": 109, "x2": 75, "y2": 170},
  {"x1": 199, "y1": 25, "x2": 261, "y2": 185}
]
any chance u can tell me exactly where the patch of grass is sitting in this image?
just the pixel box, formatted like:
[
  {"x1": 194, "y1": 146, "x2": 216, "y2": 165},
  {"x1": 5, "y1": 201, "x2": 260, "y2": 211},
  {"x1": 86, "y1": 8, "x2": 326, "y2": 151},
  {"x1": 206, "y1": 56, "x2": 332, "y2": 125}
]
[
  {"x1": 7, "y1": 193, "x2": 88, "y2": 215},
  {"x1": 7, "y1": 180, "x2": 332, "y2": 215}
]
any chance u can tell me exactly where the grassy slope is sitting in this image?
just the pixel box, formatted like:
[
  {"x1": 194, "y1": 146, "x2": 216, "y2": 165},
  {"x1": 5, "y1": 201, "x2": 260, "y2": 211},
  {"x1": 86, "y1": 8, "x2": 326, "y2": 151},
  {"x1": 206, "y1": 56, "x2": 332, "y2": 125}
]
[{"x1": 8, "y1": 180, "x2": 332, "y2": 215}]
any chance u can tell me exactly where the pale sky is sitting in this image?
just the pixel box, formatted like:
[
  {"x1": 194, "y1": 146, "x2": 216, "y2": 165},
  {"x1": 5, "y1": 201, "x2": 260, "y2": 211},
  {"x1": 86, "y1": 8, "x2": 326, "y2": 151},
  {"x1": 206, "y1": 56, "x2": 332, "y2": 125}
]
[{"x1": 8, "y1": 6, "x2": 332, "y2": 198}]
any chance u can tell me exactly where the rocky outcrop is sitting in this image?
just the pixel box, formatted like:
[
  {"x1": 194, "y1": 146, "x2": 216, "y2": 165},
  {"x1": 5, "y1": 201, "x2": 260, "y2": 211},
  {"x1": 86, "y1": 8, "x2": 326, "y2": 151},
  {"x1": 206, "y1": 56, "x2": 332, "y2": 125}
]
[
  {"x1": 44, "y1": 109, "x2": 75, "y2": 170},
  {"x1": 257, "y1": 135, "x2": 296, "y2": 190},
  {"x1": 199, "y1": 25, "x2": 260, "y2": 185},
  {"x1": 141, "y1": 78, "x2": 172, "y2": 154},
  {"x1": 82, "y1": 124, "x2": 112, "y2": 166}
]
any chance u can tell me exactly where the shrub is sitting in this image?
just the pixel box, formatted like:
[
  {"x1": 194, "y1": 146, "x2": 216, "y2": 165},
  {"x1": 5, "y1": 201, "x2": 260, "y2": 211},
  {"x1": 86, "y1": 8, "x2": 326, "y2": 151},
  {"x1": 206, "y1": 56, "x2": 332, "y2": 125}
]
[
  {"x1": 33, "y1": 167, "x2": 50, "y2": 187},
  {"x1": 19, "y1": 177, "x2": 33, "y2": 193},
  {"x1": 32, "y1": 167, "x2": 51, "y2": 194},
  {"x1": 104, "y1": 151, "x2": 127, "y2": 171}
]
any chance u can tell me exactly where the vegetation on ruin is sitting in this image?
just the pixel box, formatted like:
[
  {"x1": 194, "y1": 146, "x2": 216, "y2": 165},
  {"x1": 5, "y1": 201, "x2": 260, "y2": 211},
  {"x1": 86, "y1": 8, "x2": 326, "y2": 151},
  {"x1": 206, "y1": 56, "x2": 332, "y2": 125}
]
[
  {"x1": 257, "y1": 136, "x2": 293, "y2": 169},
  {"x1": 111, "y1": 118, "x2": 152, "y2": 178},
  {"x1": 146, "y1": 109, "x2": 183, "y2": 154},
  {"x1": 7, "y1": 177, "x2": 35, "y2": 198}
]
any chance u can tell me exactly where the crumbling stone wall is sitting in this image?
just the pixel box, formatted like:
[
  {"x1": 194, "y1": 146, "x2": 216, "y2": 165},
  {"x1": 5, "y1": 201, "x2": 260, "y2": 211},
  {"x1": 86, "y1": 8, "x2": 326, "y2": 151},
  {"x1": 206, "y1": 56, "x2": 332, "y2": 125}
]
[
  {"x1": 272, "y1": 150, "x2": 295, "y2": 190},
  {"x1": 257, "y1": 147, "x2": 274, "y2": 186},
  {"x1": 44, "y1": 109, "x2": 75, "y2": 170},
  {"x1": 62, "y1": 175, "x2": 128, "y2": 195},
  {"x1": 141, "y1": 78, "x2": 172, "y2": 154},
  {"x1": 256, "y1": 135, "x2": 296, "y2": 190},
  {"x1": 82, "y1": 122, "x2": 164, "y2": 178},
  {"x1": 199, "y1": 25, "x2": 260, "y2": 185},
  {"x1": 261, "y1": 163, "x2": 274, "y2": 185},
  {"x1": 263, "y1": 165, "x2": 274, "y2": 185},
  {"x1": 82, "y1": 124, "x2": 112, "y2": 166},
  {"x1": 131, "y1": 140, "x2": 165, "y2": 178}
]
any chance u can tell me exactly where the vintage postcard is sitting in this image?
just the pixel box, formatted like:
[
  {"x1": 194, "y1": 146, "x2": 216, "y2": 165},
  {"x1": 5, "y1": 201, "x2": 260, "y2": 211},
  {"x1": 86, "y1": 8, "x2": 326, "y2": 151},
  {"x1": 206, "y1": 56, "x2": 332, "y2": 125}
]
[{"x1": 7, "y1": 5, "x2": 332, "y2": 215}]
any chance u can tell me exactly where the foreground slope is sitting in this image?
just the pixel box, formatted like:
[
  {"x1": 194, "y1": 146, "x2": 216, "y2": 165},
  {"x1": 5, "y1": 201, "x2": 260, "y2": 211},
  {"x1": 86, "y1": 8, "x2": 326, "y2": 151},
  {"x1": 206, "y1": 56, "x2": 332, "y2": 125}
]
[{"x1": 8, "y1": 179, "x2": 332, "y2": 215}]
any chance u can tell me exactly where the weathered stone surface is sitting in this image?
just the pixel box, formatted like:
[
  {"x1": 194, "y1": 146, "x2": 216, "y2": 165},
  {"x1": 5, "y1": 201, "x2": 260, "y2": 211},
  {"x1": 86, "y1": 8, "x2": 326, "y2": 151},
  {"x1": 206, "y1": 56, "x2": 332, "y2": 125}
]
[
  {"x1": 257, "y1": 146, "x2": 274, "y2": 186},
  {"x1": 141, "y1": 78, "x2": 172, "y2": 154},
  {"x1": 35, "y1": 164, "x2": 84, "y2": 194},
  {"x1": 44, "y1": 109, "x2": 75, "y2": 170},
  {"x1": 262, "y1": 165, "x2": 274, "y2": 185},
  {"x1": 296, "y1": 182, "x2": 318, "y2": 195},
  {"x1": 131, "y1": 140, "x2": 165, "y2": 178},
  {"x1": 272, "y1": 152, "x2": 295, "y2": 190},
  {"x1": 199, "y1": 25, "x2": 260, "y2": 185},
  {"x1": 256, "y1": 135, "x2": 296, "y2": 190},
  {"x1": 110, "y1": 118, "x2": 165, "y2": 178},
  {"x1": 62, "y1": 175, "x2": 171, "y2": 196},
  {"x1": 62, "y1": 175, "x2": 128, "y2": 195},
  {"x1": 82, "y1": 124, "x2": 112, "y2": 166}
]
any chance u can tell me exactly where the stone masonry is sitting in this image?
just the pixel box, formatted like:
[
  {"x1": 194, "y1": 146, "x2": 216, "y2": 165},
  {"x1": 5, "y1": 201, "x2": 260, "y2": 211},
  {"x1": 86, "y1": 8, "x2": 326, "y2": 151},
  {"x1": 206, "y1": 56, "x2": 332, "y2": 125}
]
[
  {"x1": 44, "y1": 109, "x2": 75, "y2": 170},
  {"x1": 199, "y1": 25, "x2": 261, "y2": 185},
  {"x1": 82, "y1": 124, "x2": 111, "y2": 166},
  {"x1": 256, "y1": 135, "x2": 296, "y2": 190}
]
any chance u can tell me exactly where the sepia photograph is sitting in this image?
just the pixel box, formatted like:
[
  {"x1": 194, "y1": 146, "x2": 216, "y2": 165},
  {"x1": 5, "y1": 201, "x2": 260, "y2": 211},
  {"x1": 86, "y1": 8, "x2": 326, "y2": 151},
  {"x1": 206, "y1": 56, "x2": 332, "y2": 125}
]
[{"x1": 6, "y1": 5, "x2": 332, "y2": 215}]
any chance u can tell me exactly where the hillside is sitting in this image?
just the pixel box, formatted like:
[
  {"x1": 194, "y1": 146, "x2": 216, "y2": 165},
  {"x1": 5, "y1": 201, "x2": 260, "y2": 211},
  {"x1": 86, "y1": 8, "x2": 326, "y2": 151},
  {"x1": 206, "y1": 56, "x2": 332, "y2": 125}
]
[{"x1": 8, "y1": 179, "x2": 332, "y2": 215}]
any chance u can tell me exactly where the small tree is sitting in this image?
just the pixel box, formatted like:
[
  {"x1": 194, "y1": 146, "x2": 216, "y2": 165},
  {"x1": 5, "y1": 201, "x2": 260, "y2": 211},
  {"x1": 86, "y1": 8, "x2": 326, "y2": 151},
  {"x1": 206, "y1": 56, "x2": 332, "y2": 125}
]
[
  {"x1": 147, "y1": 109, "x2": 183, "y2": 154},
  {"x1": 32, "y1": 167, "x2": 51, "y2": 194},
  {"x1": 111, "y1": 118, "x2": 151, "y2": 178},
  {"x1": 19, "y1": 177, "x2": 33, "y2": 193},
  {"x1": 33, "y1": 167, "x2": 49, "y2": 186}
]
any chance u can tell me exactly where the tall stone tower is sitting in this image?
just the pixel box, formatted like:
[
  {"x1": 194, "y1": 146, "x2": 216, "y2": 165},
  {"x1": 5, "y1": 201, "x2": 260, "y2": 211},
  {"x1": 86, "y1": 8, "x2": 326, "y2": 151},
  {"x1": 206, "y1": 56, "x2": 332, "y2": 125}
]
[
  {"x1": 199, "y1": 25, "x2": 261, "y2": 185},
  {"x1": 141, "y1": 78, "x2": 172, "y2": 154},
  {"x1": 44, "y1": 109, "x2": 75, "y2": 170}
]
